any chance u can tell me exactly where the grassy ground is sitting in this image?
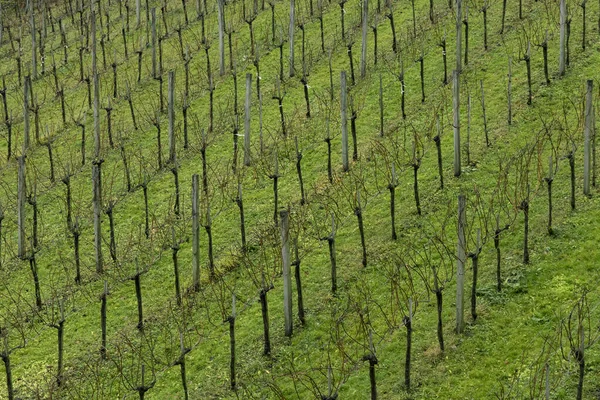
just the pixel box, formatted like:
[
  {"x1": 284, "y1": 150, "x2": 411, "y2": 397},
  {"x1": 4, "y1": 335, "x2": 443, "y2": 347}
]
[{"x1": 0, "y1": 0, "x2": 599, "y2": 398}]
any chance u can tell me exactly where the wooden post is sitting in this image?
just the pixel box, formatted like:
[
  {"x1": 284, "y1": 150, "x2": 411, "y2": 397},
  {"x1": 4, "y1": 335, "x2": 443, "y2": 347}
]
[
  {"x1": 168, "y1": 70, "x2": 175, "y2": 164},
  {"x1": 546, "y1": 155, "x2": 554, "y2": 235},
  {"x1": 30, "y1": 0, "x2": 37, "y2": 79},
  {"x1": 584, "y1": 79, "x2": 593, "y2": 196},
  {"x1": 466, "y1": 93, "x2": 471, "y2": 165},
  {"x1": 271, "y1": 151, "x2": 280, "y2": 225},
  {"x1": 17, "y1": 156, "x2": 26, "y2": 259},
  {"x1": 360, "y1": 0, "x2": 368, "y2": 79},
  {"x1": 379, "y1": 74, "x2": 384, "y2": 136},
  {"x1": 23, "y1": 77, "x2": 30, "y2": 152},
  {"x1": 507, "y1": 57, "x2": 512, "y2": 125},
  {"x1": 244, "y1": 73, "x2": 252, "y2": 166},
  {"x1": 93, "y1": 161, "x2": 103, "y2": 273},
  {"x1": 469, "y1": 229, "x2": 481, "y2": 320},
  {"x1": 218, "y1": 0, "x2": 225, "y2": 75},
  {"x1": 228, "y1": 294, "x2": 236, "y2": 390},
  {"x1": 341, "y1": 71, "x2": 349, "y2": 171},
  {"x1": 463, "y1": 6, "x2": 469, "y2": 66},
  {"x1": 581, "y1": 0, "x2": 587, "y2": 50},
  {"x1": 259, "y1": 91, "x2": 264, "y2": 154},
  {"x1": 135, "y1": 0, "x2": 140, "y2": 27},
  {"x1": 569, "y1": 145, "x2": 576, "y2": 210},
  {"x1": 453, "y1": 70, "x2": 461, "y2": 177},
  {"x1": 92, "y1": 14, "x2": 100, "y2": 159},
  {"x1": 288, "y1": 0, "x2": 295, "y2": 77},
  {"x1": 192, "y1": 174, "x2": 200, "y2": 291},
  {"x1": 456, "y1": 194, "x2": 466, "y2": 333},
  {"x1": 455, "y1": 0, "x2": 462, "y2": 74},
  {"x1": 389, "y1": 163, "x2": 399, "y2": 238},
  {"x1": 593, "y1": 103, "x2": 597, "y2": 187},
  {"x1": 0, "y1": 205, "x2": 3, "y2": 269},
  {"x1": 151, "y1": 8, "x2": 157, "y2": 78},
  {"x1": 559, "y1": 0, "x2": 566, "y2": 76},
  {"x1": 524, "y1": 41, "x2": 532, "y2": 105},
  {"x1": 280, "y1": 210, "x2": 292, "y2": 337}
]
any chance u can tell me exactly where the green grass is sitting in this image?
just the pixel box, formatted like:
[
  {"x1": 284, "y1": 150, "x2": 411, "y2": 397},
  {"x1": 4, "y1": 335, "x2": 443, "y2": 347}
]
[{"x1": 0, "y1": 0, "x2": 599, "y2": 398}]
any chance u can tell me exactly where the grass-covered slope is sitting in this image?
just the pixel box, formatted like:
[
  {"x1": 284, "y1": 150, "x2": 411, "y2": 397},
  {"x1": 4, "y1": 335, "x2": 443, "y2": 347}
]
[{"x1": 0, "y1": 0, "x2": 599, "y2": 398}]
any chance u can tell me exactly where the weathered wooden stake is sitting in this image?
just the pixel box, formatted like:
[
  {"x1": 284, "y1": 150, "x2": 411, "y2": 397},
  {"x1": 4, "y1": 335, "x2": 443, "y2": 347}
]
[
  {"x1": 280, "y1": 210, "x2": 293, "y2": 337},
  {"x1": 463, "y1": 6, "x2": 469, "y2": 66},
  {"x1": 218, "y1": 0, "x2": 225, "y2": 75},
  {"x1": 151, "y1": 8, "x2": 157, "y2": 78},
  {"x1": 361, "y1": 0, "x2": 368, "y2": 79},
  {"x1": 453, "y1": 70, "x2": 461, "y2": 177},
  {"x1": 289, "y1": 0, "x2": 295, "y2": 77},
  {"x1": 389, "y1": 163, "x2": 398, "y2": 239},
  {"x1": 507, "y1": 57, "x2": 512, "y2": 125},
  {"x1": 244, "y1": 74, "x2": 252, "y2": 166},
  {"x1": 456, "y1": 194, "x2": 466, "y2": 333},
  {"x1": 584, "y1": 80, "x2": 593, "y2": 196},
  {"x1": 341, "y1": 71, "x2": 349, "y2": 171},
  {"x1": 456, "y1": 0, "x2": 462, "y2": 73},
  {"x1": 545, "y1": 156, "x2": 554, "y2": 235},
  {"x1": 17, "y1": 156, "x2": 26, "y2": 259},
  {"x1": 559, "y1": 0, "x2": 566, "y2": 76},
  {"x1": 168, "y1": 71, "x2": 176, "y2": 164},
  {"x1": 191, "y1": 174, "x2": 200, "y2": 290},
  {"x1": 92, "y1": 161, "x2": 103, "y2": 274}
]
